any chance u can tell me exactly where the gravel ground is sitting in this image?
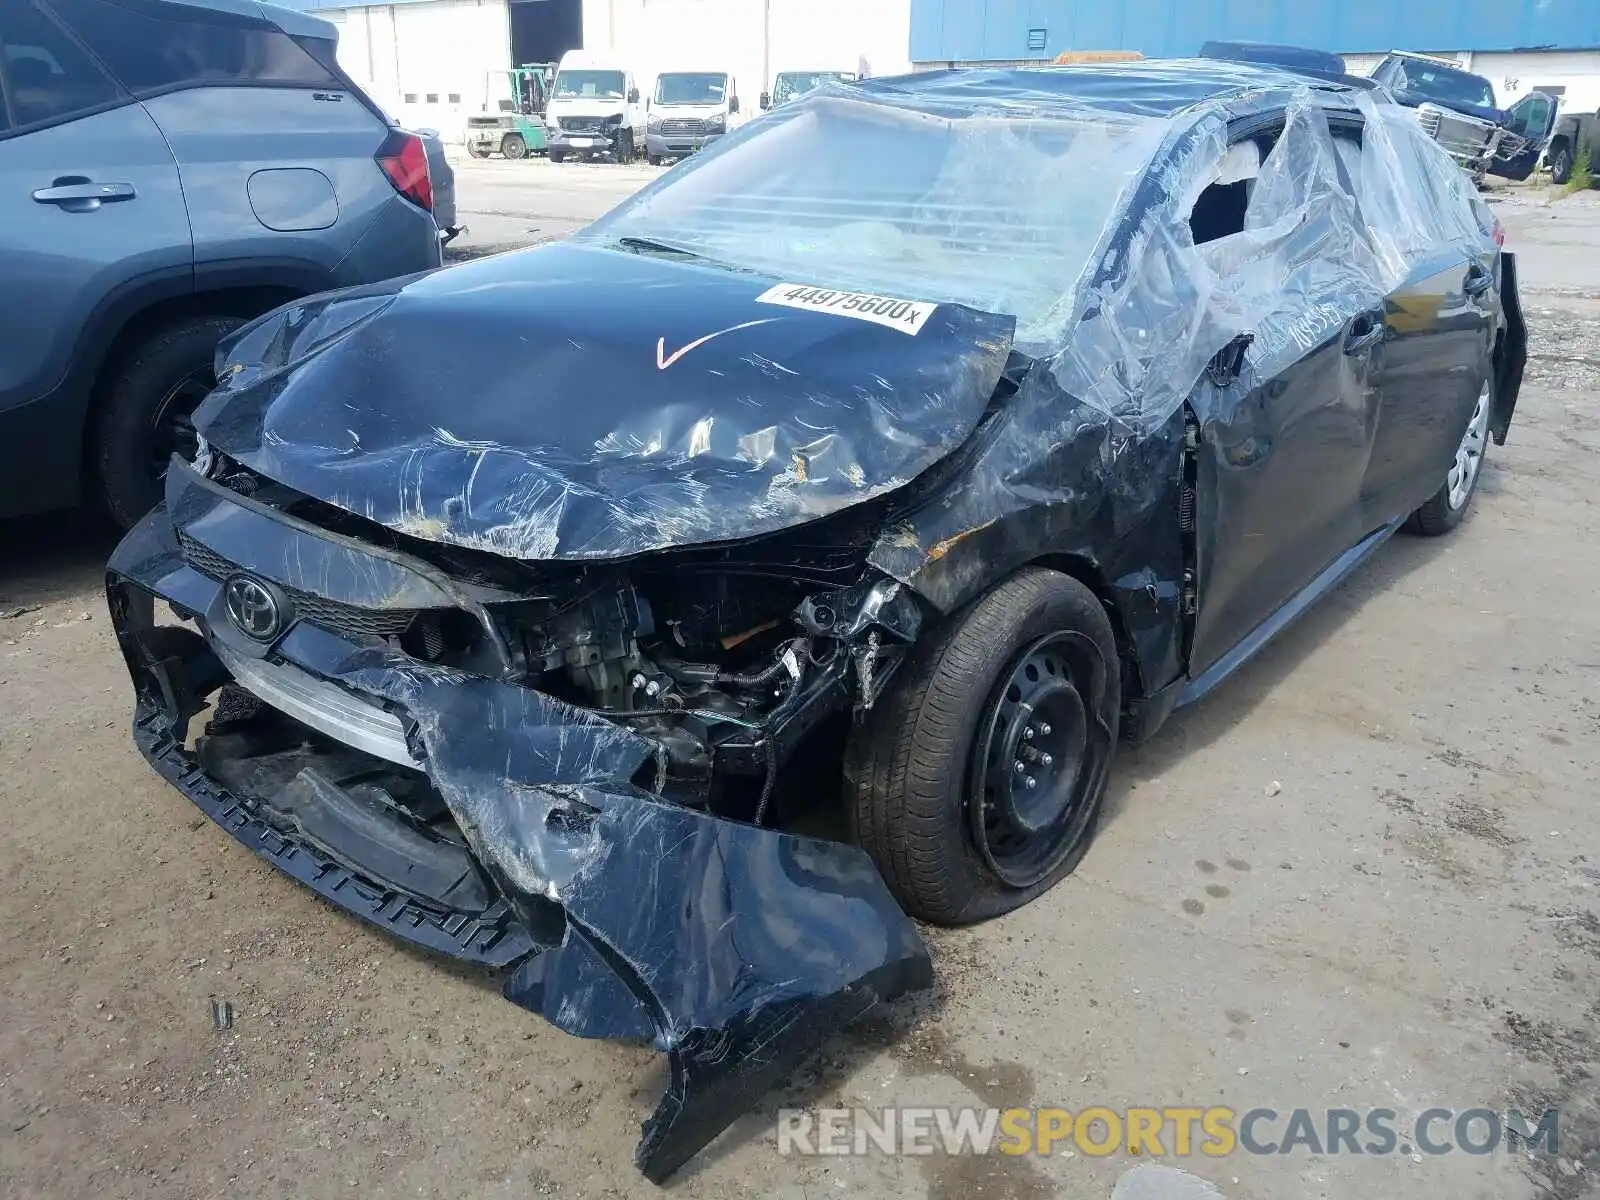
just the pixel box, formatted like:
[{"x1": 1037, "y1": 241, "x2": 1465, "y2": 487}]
[{"x1": 0, "y1": 170, "x2": 1596, "y2": 1200}]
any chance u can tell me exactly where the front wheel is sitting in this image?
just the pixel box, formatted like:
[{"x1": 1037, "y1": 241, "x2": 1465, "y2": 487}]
[
  {"x1": 1550, "y1": 142, "x2": 1574, "y2": 185},
  {"x1": 846, "y1": 568, "x2": 1120, "y2": 925},
  {"x1": 1406, "y1": 377, "x2": 1491, "y2": 536},
  {"x1": 466, "y1": 141, "x2": 489, "y2": 159},
  {"x1": 501, "y1": 134, "x2": 528, "y2": 160},
  {"x1": 548, "y1": 149, "x2": 568, "y2": 164},
  {"x1": 615, "y1": 129, "x2": 635, "y2": 163}
]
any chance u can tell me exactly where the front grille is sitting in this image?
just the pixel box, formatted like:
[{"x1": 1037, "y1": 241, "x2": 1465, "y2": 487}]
[
  {"x1": 558, "y1": 116, "x2": 608, "y2": 133},
  {"x1": 179, "y1": 531, "x2": 418, "y2": 641},
  {"x1": 468, "y1": 116, "x2": 507, "y2": 129},
  {"x1": 1416, "y1": 107, "x2": 1443, "y2": 138},
  {"x1": 660, "y1": 117, "x2": 712, "y2": 137}
]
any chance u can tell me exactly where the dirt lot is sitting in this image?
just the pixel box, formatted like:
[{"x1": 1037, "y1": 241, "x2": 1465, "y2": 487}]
[{"x1": 1, "y1": 164, "x2": 1597, "y2": 1200}]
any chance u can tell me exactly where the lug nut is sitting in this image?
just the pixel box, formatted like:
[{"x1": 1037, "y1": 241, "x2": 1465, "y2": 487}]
[
  {"x1": 1014, "y1": 760, "x2": 1025, "y2": 773},
  {"x1": 1022, "y1": 726, "x2": 1035, "y2": 741},
  {"x1": 1039, "y1": 753, "x2": 1053, "y2": 766},
  {"x1": 1038, "y1": 722, "x2": 1053, "y2": 736},
  {"x1": 1024, "y1": 776, "x2": 1037, "y2": 790}
]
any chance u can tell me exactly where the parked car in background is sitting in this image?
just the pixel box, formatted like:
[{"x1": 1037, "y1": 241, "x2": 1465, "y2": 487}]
[
  {"x1": 1546, "y1": 105, "x2": 1600, "y2": 184},
  {"x1": 545, "y1": 49, "x2": 644, "y2": 163},
  {"x1": 0, "y1": 0, "x2": 442, "y2": 528},
  {"x1": 760, "y1": 69, "x2": 858, "y2": 110},
  {"x1": 645, "y1": 70, "x2": 745, "y2": 165},
  {"x1": 1370, "y1": 51, "x2": 1504, "y2": 177},
  {"x1": 108, "y1": 59, "x2": 1524, "y2": 1185}
]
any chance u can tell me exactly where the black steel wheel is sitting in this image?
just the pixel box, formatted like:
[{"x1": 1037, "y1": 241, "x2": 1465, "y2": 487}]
[
  {"x1": 970, "y1": 630, "x2": 1112, "y2": 888},
  {"x1": 847, "y1": 568, "x2": 1121, "y2": 924},
  {"x1": 501, "y1": 133, "x2": 528, "y2": 160},
  {"x1": 466, "y1": 140, "x2": 489, "y2": 159}
]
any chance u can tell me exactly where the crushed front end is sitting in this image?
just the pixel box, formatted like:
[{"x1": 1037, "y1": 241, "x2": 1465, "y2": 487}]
[{"x1": 108, "y1": 458, "x2": 933, "y2": 1181}]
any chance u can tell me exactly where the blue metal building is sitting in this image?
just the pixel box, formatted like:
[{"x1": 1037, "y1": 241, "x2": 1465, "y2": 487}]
[{"x1": 910, "y1": 0, "x2": 1600, "y2": 64}]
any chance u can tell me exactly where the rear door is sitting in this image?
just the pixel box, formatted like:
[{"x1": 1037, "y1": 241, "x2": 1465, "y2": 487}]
[
  {"x1": 1488, "y1": 91, "x2": 1559, "y2": 181},
  {"x1": 0, "y1": 0, "x2": 190, "y2": 513},
  {"x1": 48, "y1": 0, "x2": 407, "y2": 276}
]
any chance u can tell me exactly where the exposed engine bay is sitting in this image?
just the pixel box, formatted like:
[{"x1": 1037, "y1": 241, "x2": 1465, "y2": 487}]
[{"x1": 199, "y1": 453, "x2": 928, "y2": 821}]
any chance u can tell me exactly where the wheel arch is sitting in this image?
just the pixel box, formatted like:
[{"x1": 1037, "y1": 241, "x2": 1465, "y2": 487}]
[
  {"x1": 1026, "y1": 552, "x2": 1146, "y2": 711},
  {"x1": 81, "y1": 264, "x2": 331, "y2": 486}
]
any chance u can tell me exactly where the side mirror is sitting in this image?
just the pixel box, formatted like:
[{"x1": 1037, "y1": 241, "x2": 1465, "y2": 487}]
[
  {"x1": 759, "y1": 92, "x2": 771, "y2": 110},
  {"x1": 729, "y1": 95, "x2": 740, "y2": 114},
  {"x1": 628, "y1": 87, "x2": 640, "y2": 104},
  {"x1": 645, "y1": 97, "x2": 651, "y2": 110}
]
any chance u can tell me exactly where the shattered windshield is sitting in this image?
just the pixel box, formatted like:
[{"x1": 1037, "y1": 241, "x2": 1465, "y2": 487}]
[
  {"x1": 1393, "y1": 61, "x2": 1496, "y2": 110},
  {"x1": 773, "y1": 71, "x2": 855, "y2": 104},
  {"x1": 554, "y1": 69, "x2": 625, "y2": 100},
  {"x1": 582, "y1": 93, "x2": 1167, "y2": 346},
  {"x1": 655, "y1": 72, "x2": 728, "y2": 105}
]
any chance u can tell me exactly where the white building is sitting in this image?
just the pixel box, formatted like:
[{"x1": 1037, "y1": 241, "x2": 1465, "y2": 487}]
[{"x1": 284, "y1": 0, "x2": 913, "y2": 142}]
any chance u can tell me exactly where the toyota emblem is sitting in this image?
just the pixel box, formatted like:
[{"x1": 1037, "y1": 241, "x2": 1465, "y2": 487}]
[{"x1": 224, "y1": 574, "x2": 282, "y2": 642}]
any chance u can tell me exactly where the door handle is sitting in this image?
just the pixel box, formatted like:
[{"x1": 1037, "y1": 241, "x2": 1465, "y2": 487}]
[
  {"x1": 1463, "y1": 263, "x2": 1494, "y2": 297},
  {"x1": 32, "y1": 180, "x2": 136, "y2": 211},
  {"x1": 1343, "y1": 308, "x2": 1386, "y2": 354}
]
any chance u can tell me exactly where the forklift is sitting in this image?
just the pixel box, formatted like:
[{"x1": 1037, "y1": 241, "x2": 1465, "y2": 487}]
[{"x1": 465, "y1": 64, "x2": 556, "y2": 159}]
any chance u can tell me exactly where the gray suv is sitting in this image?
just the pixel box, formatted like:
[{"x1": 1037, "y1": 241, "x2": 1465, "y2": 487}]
[{"x1": 0, "y1": 0, "x2": 442, "y2": 528}]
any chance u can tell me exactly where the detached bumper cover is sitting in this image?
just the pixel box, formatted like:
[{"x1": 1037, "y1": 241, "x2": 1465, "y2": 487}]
[{"x1": 107, "y1": 504, "x2": 932, "y2": 1181}]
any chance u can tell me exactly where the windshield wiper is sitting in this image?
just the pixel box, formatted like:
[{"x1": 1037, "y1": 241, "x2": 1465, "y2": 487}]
[{"x1": 616, "y1": 236, "x2": 707, "y2": 261}]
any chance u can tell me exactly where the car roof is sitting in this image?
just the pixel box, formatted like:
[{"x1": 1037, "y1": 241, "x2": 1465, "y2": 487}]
[
  {"x1": 855, "y1": 59, "x2": 1368, "y2": 120},
  {"x1": 1383, "y1": 51, "x2": 1491, "y2": 80}
]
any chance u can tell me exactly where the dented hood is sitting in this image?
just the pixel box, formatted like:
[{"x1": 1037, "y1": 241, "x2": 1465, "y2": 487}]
[{"x1": 195, "y1": 242, "x2": 1014, "y2": 560}]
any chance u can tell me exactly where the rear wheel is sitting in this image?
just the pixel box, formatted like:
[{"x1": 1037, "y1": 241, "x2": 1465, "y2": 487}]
[
  {"x1": 501, "y1": 134, "x2": 527, "y2": 160},
  {"x1": 466, "y1": 140, "x2": 489, "y2": 159},
  {"x1": 93, "y1": 314, "x2": 243, "y2": 530},
  {"x1": 1550, "y1": 141, "x2": 1574, "y2": 185},
  {"x1": 846, "y1": 568, "x2": 1120, "y2": 925},
  {"x1": 1406, "y1": 376, "x2": 1491, "y2": 536}
]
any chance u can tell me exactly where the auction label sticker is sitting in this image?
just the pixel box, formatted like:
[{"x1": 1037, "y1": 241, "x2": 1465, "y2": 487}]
[{"x1": 756, "y1": 283, "x2": 938, "y2": 335}]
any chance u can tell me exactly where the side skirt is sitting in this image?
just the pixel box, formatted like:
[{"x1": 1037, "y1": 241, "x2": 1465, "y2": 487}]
[{"x1": 1175, "y1": 516, "x2": 1406, "y2": 709}]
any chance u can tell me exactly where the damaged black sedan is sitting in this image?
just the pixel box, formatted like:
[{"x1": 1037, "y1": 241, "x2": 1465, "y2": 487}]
[{"x1": 107, "y1": 61, "x2": 1525, "y2": 1182}]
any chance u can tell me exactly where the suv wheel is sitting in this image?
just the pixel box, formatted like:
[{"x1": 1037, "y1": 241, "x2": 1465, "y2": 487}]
[
  {"x1": 93, "y1": 315, "x2": 243, "y2": 530},
  {"x1": 1551, "y1": 141, "x2": 1574, "y2": 185}
]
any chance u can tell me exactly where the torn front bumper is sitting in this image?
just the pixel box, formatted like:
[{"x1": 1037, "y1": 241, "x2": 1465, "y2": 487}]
[{"x1": 106, "y1": 494, "x2": 932, "y2": 1182}]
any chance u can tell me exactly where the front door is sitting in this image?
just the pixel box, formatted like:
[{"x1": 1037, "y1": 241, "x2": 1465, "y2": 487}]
[
  {"x1": 0, "y1": 0, "x2": 192, "y2": 514},
  {"x1": 1189, "y1": 310, "x2": 1380, "y2": 677}
]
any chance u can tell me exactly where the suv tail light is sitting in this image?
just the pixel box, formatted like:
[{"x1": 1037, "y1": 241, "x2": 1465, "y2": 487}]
[{"x1": 376, "y1": 131, "x2": 433, "y2": 212}]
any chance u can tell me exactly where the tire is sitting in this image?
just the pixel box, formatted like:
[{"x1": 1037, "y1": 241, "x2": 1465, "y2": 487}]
[
  {"x1": 1550, "y1": 142, "x2": 1573, "y2": 185},
  {"x1": 846, "y1": 568, "x2": 1121, "y2": 925},
  {"x1": 1406, "y1": 375, "x2": 1492, "y2": 537},
  {"x1": 647, "y1": 153, "x2": 662, "y2": 167},
  {"x1": 615, "y1": 129, "x2": 635, "y2": 163},
  {"x1": 548, "y1": 149, "x2": 567, "y2": 164},
  {"x1": 501, "y1": 134, "x2": 527, "y2": 160},
  {"x1": 93, "y1": 314, "x2": 243, "y2": 530},
  {"x1": 466, "y1": 141, "x2": 489, "y2": 159}
]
